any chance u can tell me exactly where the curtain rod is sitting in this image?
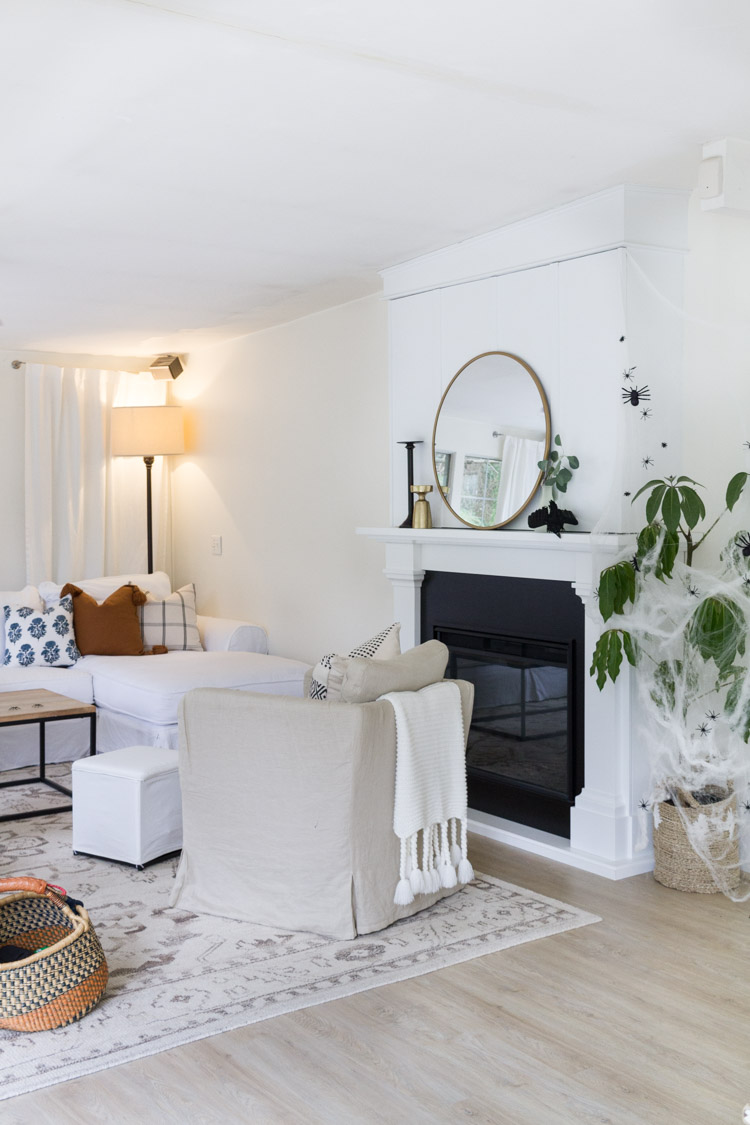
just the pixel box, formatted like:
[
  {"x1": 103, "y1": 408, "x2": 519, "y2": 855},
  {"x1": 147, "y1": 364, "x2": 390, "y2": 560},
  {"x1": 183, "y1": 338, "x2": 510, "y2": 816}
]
[{"x1": 10, "y1": 358, "x2": 168, "y2": 374}]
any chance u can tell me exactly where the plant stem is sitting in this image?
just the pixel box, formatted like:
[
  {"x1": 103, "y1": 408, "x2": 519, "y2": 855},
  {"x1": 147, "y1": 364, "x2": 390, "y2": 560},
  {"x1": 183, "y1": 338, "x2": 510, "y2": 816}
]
[
  {"x1": 691, "y1": 508, "x2": 728, "y2": 559},
  {"x1": 685, "y1": 529, "x2": 693, "y2": 567}
]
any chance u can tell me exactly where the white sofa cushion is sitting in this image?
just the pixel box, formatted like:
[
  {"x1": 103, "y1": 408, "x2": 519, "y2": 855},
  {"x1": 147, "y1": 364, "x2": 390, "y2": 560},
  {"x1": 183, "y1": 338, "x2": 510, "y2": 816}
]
[
  {"x1": 0, "y1": 585, "x2": 42, "y2": 655},
  {"x1": 82, "y1": 651, "x2": 311, "y2": 726},
  {"x1": 196, "y1": 616, "x2": 268, "y2": 654},
  {"x1": 40, "y1": 571, "x2": 172, "y2": 607},
  {"x1": 139, "y1": 584, "x2": 202, "y2": 652},
  {"x1": 0, "y1": 665, "x2": 94, "y2": 704}
]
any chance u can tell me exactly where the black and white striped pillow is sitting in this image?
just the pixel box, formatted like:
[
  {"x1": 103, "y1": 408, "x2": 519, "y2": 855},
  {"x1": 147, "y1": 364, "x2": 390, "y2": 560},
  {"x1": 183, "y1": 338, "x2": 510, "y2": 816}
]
[
  {"x1": 139, "y1": 584, "x2": 203, "y2": 652},
  {"x1": 309, "y1": 623, "x2": 401, "y2": 699}
]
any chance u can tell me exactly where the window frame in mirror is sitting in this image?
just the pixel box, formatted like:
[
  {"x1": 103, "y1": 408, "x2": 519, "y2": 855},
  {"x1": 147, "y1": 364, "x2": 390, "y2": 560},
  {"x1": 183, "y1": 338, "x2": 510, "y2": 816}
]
[{"x1": 431, "y1": 350, "x2": 551, "y2": 530}]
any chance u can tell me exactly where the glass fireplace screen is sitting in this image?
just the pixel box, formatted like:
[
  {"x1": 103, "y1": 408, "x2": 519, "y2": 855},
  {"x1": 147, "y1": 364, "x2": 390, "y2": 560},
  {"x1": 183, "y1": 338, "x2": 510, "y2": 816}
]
[{"x1": 437, "y1": 628, "x2": 572, "y2": 799}]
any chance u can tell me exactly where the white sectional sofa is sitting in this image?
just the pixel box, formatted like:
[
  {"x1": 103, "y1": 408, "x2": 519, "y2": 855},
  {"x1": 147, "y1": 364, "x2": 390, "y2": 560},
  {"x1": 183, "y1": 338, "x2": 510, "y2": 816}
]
[{"x1": 1, "y1": 572, "x2": 310, "y2": 769}]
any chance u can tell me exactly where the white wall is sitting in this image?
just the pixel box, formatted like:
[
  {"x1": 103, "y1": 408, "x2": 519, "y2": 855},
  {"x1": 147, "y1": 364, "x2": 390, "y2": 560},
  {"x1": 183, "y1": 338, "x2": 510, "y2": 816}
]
[
  {"x1": 171, "y1": 294, "x2": 392, "y2": 665},
  {"x1": 683, "y1": 191, "x2": 750, "y2": 566},
  {"x1": 385, "y1": 189, "x2": 696, "y2": 535}
]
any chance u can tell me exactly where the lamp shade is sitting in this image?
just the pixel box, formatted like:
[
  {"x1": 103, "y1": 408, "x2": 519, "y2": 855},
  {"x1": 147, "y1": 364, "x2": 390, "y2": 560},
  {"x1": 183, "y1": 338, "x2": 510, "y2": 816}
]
[{"x1": 111, "y1": 406, "x2": 185, "y2": 457}]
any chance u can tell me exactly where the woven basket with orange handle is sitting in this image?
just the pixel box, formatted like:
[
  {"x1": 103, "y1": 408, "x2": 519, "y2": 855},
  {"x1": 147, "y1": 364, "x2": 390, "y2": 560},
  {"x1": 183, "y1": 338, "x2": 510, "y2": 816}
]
[{"x1": 0, "y1": 877, "x2": 108, "y2": 1031}]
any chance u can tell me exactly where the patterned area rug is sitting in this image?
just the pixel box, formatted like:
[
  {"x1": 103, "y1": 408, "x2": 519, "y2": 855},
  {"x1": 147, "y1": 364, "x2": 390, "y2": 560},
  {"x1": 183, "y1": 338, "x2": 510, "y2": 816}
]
[{"x1": 0, "y1": 766, "x2": 600, "y2": 1102}]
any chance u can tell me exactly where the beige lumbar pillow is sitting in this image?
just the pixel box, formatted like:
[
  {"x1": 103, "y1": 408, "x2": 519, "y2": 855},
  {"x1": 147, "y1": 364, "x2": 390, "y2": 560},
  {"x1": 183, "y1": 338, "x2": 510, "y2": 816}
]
[
  {"x1": 309, "y1": 623, "x2": 401, "y2": 699},
  {"x1": 325, "y1": 639, "x2": 449, "y2": 704}
]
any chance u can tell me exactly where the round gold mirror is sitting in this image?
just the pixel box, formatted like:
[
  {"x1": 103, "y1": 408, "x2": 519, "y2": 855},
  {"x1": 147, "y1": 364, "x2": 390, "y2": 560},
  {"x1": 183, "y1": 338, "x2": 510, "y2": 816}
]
[{"x1": 432, "y1": 351, "x2": 550, "y2": 529}]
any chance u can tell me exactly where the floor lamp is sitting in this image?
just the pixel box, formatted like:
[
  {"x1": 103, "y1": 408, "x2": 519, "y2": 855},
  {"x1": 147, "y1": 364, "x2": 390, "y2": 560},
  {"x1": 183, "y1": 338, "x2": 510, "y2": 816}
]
[{"x1": 111, "y1": 405, "x2": 185, "y2": 573}]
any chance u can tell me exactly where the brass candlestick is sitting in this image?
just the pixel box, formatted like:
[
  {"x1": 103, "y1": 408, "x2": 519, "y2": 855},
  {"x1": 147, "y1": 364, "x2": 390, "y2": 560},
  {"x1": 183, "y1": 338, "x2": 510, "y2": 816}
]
[{"x1": 410, "y1": 484, "x2": 433, "y2": 529}]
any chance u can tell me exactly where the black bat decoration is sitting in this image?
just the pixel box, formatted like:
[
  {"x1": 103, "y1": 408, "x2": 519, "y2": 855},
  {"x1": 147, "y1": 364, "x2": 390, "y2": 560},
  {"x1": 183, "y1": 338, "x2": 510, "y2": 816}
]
[{"x1": 527, "y1": 499, "x2": 578, "y2": 538}]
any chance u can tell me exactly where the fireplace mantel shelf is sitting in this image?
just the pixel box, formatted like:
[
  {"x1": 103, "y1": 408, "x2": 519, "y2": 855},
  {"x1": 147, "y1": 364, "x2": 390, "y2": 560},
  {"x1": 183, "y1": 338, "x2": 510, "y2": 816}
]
[
  {"x1": 357, "y1": 526, "x2": 634, "y2": 596},
  {"x1": 357, "y1": 527, "x2": 632, "y2": 554}
]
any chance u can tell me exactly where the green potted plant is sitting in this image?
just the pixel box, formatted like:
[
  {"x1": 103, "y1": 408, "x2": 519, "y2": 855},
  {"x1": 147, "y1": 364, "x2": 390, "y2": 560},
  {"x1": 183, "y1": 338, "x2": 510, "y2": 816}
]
[
  {"x1": 537, "y1": 434, "x2": 579, "y2": 501},
  {"x1": 590, "y1": 470, "x2": 750, "y2": 894}
]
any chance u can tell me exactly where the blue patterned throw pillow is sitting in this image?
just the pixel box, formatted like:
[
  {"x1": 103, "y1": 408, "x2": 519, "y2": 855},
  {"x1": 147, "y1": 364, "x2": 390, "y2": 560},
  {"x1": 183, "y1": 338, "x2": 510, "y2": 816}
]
[{"x1": 3, "y1": 595, "x2": 80, "y2": 668}]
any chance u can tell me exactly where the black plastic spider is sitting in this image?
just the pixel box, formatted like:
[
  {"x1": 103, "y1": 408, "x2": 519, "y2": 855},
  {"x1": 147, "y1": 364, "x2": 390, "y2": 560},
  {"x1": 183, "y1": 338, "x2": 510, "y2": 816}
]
[
  {"x1": 638, "y1": 798, "x2": 650, "y2": 810},
  {"x1": 696, "y1": 722, "x2": 712, "y2": 737},
  {"x1": 706, "y1": 710, "x2": 720, "y2": 722},
  {"x1": 743, "y1": 800, "x2": 750, "y2": 812},
  {"x1": 743, "y1": 575, "x2": 750, "y2": 590},
  {"x1": 744, "y1": 440, "x2": 750, "y2": 451},
  {"x1": 622, "y1": 385, "x2": 650, "y2": 406},
  {"x1": 640, "y1": 408, "x2": 652, "y2": 420},
  {"x1": 642, "y1": 456, "x2": 654, "y2": 468},
  {"x1": 737, "y1": 533, "x2": 750, "y2": 557},
  {"x1": 622, "y1": 366, "x2": 637, "y2": 381},
  {"x1": 661, "y1": 442, "x2": 668, "y2": 448},
  {"x1": 623, "y1": 490, "x2": 631, "y2": 497},
  {"x1": 619, "y1": 336, "x2": 626, "y2": 342},
  {"x1": 688, "y1": 584, "x2": 700, "y2": 598},
  {"x1": 631, "y1": 555, "x2": 640, "y2": 572}
]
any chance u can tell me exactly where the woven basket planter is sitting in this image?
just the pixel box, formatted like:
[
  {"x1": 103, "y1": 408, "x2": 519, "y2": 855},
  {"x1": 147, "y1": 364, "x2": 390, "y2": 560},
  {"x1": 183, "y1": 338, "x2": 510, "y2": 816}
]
[
  {"x1": 0, "y1": 877, "x2": 108, "y2": 1031},
  {"x1": 653, "y1": 786, "x2": 740, "y2": 894}
]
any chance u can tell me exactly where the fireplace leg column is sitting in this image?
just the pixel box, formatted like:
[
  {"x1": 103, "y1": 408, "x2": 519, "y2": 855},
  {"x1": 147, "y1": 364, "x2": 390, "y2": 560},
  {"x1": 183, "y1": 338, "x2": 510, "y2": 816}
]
[
  {"x1": 383, "y1": 567, "x2": 425, "y2": 650},
  {"x1": 381, "y1": 540, "x2": 425, "y2": 650},
  {"x1": 569, "y1": 591, "x2": 646, "y2": 871}
]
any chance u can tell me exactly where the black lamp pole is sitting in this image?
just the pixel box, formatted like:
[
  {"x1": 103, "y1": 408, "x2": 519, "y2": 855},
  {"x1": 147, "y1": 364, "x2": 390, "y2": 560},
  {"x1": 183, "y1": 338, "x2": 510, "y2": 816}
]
[{"x1": 144, "y1": 455, "x2": 155, "y2": 573}]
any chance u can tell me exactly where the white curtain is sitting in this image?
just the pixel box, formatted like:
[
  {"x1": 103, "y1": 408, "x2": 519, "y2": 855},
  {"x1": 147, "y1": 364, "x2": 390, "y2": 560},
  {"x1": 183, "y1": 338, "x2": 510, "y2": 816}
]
[
  {"x1": 494, "y1": 435, "x2": 545, "y2": 523},
  {"x1": 25, "y1": 365, "x2": 171, "y2": 585}
]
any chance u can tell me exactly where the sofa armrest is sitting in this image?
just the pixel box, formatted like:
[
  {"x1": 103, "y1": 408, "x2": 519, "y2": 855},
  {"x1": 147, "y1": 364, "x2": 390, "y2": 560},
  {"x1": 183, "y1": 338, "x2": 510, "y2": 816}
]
[{"x1": 196, "y1": 615, "x2": 268, "y2": 654}]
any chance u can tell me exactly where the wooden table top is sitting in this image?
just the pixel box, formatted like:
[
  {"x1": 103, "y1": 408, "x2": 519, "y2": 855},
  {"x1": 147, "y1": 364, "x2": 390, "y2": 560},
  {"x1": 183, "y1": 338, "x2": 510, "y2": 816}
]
[{"x1": 0, "y1": 689, "x2": 96, "y2": 724}]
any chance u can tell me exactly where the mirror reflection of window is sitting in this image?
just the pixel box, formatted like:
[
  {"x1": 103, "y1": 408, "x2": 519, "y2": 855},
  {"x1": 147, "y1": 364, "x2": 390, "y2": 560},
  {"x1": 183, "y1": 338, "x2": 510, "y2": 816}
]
[
  {"x1": 459, "y1": 455, "x2": 502, "y2": 525},
  {"x1": 434, "y1": 450, "x2": 453, "y2": 495}
]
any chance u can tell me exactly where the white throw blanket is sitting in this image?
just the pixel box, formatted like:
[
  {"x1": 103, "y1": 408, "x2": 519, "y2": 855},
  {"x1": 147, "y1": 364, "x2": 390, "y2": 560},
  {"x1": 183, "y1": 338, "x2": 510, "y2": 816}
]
[{"x1": 381, "y1": 680, "x2": 474, "y2": 905}]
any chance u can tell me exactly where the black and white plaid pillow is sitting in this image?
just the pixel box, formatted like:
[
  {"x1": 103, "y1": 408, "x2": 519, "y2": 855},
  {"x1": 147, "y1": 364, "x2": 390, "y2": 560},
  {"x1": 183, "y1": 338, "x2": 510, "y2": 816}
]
[
  {"x1": 138, "y1": 584, "x2": 203, "y2": 652},
  {"x1": 309, "y1": 623, "x2": 401, "y2": 699}
]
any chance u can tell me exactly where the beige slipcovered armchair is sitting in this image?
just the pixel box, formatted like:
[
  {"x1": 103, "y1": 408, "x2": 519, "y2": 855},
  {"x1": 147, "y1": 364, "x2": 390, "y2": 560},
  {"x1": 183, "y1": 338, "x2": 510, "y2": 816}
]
[{"x1": 170, "y1": 642, "x2": 474, "y2": 939}]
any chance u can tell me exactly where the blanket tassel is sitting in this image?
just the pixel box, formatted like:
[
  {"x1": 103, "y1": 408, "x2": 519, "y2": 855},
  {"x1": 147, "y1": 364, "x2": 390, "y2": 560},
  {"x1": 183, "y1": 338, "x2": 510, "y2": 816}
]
[
  {"x1": 394, "y1": 835, "x2": 414, "y2": 905},
  {"x1": 408, "y1": 833, "x2": 424, "y2": 894},
  {"x1": 438, "y1": 820, "x2": 457, "y2": 888},
  {"x1": 457, "y1": 817, "x2": 474, "y2": 884}
]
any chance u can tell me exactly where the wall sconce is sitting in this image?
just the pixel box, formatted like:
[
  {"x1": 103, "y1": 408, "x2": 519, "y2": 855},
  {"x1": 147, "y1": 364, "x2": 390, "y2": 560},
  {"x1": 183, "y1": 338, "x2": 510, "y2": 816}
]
[
  {"x1": 111, "y1": 405, "x2": 185, "y2": 573},
  {"x1": 149, "y1": 355, "x2": 184, "y2": 380}
]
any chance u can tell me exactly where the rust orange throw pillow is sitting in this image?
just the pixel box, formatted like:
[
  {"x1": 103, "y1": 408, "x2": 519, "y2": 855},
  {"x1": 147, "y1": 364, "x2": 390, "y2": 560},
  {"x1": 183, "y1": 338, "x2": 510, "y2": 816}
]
[{"x1": 60, "y1": 583, "x2": 147, "y2": 656}]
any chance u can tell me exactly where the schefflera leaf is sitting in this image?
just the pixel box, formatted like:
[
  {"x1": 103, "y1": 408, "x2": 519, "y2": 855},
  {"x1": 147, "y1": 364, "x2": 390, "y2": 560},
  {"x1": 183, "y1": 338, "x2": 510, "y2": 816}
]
[
  {"x1": 597, "y1": 561, "x2": 636, "y2": 622},
  {"x1": 727, "y1": 471, "x2": 749, "y2": 512},
  {"x1": 590, "y1": 628, "x2": 637, "y2": 690},
  {"x1": 687, "y1": 595, "x2": 746, "y2": 675}
]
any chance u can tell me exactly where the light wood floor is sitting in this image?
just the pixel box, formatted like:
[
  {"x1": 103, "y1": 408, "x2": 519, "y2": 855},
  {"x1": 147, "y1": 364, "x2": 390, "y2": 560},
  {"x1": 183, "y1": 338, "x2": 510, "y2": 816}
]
[{"x1": 6, "y1": 836, "x2": 749, "y2": 1125}]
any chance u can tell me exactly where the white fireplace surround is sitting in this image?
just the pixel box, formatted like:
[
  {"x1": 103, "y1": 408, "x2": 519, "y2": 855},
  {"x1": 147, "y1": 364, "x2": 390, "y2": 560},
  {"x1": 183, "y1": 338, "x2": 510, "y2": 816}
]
[
  {"x1": 358, "y1": 527, "x2": 652, "y2": 880},
  {"x1": 365, "y1": 186, "x2": 691, "y2": 879}
]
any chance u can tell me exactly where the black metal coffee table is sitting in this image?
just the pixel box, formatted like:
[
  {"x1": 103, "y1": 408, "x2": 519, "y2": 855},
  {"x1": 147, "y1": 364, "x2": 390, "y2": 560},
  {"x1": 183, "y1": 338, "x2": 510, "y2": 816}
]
[{"x1": 0, "y1": 688, "x2": 96, "y2": 822}]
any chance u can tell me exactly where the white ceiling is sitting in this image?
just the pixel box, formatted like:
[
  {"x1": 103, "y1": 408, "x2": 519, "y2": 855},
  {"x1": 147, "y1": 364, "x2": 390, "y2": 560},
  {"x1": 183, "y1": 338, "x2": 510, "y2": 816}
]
[{"x1": 3, "y1": 0, "x2": 750, "y2": 356}]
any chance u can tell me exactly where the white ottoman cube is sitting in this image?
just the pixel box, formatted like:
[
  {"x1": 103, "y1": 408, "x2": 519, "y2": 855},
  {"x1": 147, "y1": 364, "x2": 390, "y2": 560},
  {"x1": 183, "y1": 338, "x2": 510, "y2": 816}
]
[{"x1": 73, "y1": 746, "x2": 182, "y2": 868}]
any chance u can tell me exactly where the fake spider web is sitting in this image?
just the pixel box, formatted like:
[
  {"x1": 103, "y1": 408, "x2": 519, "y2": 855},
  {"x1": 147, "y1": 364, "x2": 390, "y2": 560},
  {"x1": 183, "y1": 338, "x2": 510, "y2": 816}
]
[{"x1": 589, "y1": 249, "x2": 750, "y2": 899}]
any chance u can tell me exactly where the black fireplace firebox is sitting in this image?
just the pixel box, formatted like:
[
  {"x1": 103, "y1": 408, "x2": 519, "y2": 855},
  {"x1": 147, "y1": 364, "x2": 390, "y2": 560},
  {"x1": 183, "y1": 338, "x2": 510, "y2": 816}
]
[{"x1": 421, "y1": 571, "x2": 585, "y2": 838}]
